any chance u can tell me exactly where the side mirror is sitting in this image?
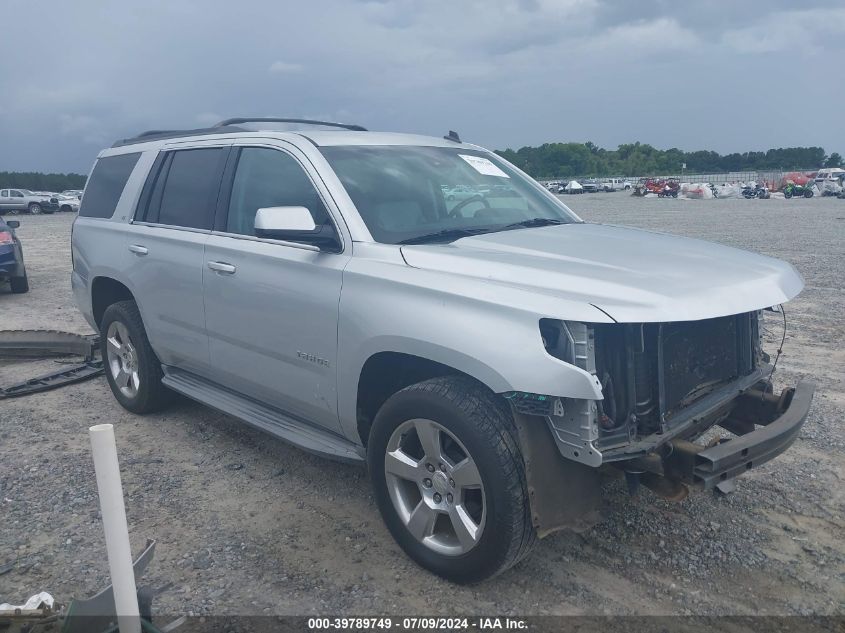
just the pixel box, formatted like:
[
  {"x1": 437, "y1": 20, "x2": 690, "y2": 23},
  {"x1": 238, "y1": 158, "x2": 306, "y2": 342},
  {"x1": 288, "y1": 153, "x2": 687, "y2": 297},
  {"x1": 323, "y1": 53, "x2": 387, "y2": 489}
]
[
  {"x1": 6, "y1": 220, "x2": 20, "y2": 229},
  {"x1": 254, "y1": 206, "x2": 339, "y2": 251}
]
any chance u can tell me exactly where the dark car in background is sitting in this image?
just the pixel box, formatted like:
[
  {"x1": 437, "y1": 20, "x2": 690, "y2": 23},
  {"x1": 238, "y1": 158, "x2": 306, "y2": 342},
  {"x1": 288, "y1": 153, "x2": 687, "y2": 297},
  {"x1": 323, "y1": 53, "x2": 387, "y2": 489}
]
[{"x1": 0, "y1": 217, "x2": 28, "y2": 293}]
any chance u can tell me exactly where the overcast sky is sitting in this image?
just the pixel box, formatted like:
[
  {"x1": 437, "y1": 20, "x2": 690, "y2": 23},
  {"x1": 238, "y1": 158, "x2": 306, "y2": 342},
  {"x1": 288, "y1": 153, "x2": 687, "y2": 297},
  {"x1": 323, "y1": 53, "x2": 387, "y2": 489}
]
[{"x1": 2, "y1": 0, "x2": 843, "y2": 173}]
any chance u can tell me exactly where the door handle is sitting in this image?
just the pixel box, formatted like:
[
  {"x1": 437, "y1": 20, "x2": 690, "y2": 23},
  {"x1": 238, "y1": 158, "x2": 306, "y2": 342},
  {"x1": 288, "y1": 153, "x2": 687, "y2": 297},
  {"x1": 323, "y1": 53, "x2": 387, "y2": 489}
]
[
  {"x1": 128, "y1": 244, "x2": 148, "y2": 256},
  {"x1": 207, "y1": 261, "x2": 236, "y2": 275}
]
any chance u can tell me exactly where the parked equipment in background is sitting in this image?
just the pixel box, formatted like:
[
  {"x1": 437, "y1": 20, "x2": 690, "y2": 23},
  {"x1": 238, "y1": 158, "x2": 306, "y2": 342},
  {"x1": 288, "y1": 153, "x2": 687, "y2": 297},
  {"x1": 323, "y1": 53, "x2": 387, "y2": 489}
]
[
  {"x1": 783, "y1": 182, "x2": 814, "y2": 199},
  {"x1": 742, "y1": 182, "x2": 770, "y2": 199},
  {"x1": 563, "y1": 180, "x2": 584, "y2": 194},
  {"x1": 657, "y1": 178, "x2": 680, "y2": 198}
]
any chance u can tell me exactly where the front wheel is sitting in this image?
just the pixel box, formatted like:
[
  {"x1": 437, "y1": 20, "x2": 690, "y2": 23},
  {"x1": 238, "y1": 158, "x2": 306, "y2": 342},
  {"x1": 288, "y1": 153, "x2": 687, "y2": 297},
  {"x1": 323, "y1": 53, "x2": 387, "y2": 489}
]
[
  {"x1": 368, "y1": 376, "x2": 536, "y2": 583},
  {"x1": 100, "y1": 300, "x2": 174, "y2": 413},
  {"x1": 804, "y1": 189, "x2": 814, "y2": 198},
  {"x1": 784, "y1": 189, "x2": 793, "y2": 199},
  {"x1": 28, "y1": 203, "x2": 41, "y2": 215}
]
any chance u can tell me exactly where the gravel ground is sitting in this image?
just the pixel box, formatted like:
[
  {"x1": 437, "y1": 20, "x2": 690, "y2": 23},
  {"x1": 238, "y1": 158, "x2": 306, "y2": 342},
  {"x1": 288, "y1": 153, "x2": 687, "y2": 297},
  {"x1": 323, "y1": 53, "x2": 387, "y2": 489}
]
[{"x1": 1, "y1": 196, "x2": 843, "y2": 617}]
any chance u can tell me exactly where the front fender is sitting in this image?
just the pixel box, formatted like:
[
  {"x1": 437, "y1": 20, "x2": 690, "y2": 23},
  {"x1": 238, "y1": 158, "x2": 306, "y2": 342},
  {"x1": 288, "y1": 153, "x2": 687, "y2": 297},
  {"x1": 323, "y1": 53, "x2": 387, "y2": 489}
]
[{"x1": 337, "y1": 252, "x2": 606, "y2": 442}]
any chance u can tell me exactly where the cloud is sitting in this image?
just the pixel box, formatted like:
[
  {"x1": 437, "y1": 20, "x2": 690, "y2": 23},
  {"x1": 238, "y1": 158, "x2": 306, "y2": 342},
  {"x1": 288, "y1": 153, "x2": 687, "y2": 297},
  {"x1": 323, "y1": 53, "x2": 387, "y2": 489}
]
[
  {"x1": 722, "y1": 8, "x2": 845, "y2": 55},
  {"x1": 0, "y1": 0, "x2": 842, "y2": 172},
  {"x1": 589, "y1": 18, "x2": 701, "y2": 54},
  {"x1": 268, "y1": 60, "x2": 303, "y2": 74}
]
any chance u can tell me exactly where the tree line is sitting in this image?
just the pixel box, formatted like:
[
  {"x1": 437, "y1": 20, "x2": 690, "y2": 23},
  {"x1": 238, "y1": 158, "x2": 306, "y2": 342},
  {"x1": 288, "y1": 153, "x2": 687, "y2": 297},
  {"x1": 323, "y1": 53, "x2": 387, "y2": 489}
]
[
  {"x1": 495, "y1": 142, "x2": 843, "y2": 179},
  {"x1": 2, "y1": 143, "x2": 844, "y2": 189},
  {"x1": 0, "y1": 171, "x2": 87, "y2": 192}
]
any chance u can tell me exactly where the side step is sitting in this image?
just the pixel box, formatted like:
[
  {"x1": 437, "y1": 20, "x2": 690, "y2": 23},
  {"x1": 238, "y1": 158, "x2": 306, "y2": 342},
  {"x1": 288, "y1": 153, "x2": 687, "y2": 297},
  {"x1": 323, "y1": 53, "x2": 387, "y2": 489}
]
[{"x1": 161, "y1": 367, "x2": 364, "y2": 464}]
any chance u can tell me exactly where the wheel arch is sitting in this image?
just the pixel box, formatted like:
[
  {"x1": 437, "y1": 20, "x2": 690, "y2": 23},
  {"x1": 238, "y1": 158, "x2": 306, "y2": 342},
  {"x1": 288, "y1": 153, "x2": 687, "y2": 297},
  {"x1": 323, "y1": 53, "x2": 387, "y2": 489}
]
[
  {"x1": 353, "y1": 346, "x2": 509, "y2": 447},
  {"x1": 91, "y1": 276, "x2": 136, "y2": 329}
]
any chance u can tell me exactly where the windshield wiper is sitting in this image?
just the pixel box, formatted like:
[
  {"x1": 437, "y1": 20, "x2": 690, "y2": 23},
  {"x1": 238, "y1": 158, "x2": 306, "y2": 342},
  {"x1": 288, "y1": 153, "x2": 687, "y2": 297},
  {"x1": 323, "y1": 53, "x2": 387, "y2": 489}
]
[
  {"x1": 398, "y1": 227, "x2": 492, "y2": 245},
  {"x1": 499, "y1": 217, "x2": 565, "y2": 231}
]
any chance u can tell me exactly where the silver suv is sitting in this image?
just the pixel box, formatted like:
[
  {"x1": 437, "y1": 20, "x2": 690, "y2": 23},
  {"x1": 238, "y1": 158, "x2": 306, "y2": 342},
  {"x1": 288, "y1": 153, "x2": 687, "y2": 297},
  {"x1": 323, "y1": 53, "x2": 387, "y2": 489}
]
[{"x1": 72, "y1": 118, "x2": 814, "y2": 583}]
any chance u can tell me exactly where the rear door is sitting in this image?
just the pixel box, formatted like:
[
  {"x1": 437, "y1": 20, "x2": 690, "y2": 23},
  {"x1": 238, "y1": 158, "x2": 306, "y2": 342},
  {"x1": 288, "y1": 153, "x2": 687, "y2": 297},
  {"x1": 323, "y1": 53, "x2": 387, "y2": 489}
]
[
  {"x1": 202, "y1": 143, "x2": 350, "y2": 433},
  {"x1": 125, "y1": 142, "x2": 230, "y2": 376}
]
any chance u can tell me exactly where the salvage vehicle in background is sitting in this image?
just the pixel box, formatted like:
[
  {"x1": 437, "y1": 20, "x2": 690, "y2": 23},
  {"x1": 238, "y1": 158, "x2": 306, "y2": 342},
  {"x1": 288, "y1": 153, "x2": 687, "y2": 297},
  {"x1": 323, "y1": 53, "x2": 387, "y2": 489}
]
[
  {"x1": 72, "y1": 118, "x2": 814, "y2": 583},
  {"x1": 580, "y1": 178, "x2": 602, "y2": 193},
  {"x1": 56, "y1": 194, "x2": 81, "y2": 213},
  {"x1": 0, "y1": 217, "x2": 28, "y2": 293},
  {"x1": 0, "y1": 189, "x2": 59, "y2": 215},
  {"x1": 62, "y1": 189, "x2": 85, "y2": 199}
]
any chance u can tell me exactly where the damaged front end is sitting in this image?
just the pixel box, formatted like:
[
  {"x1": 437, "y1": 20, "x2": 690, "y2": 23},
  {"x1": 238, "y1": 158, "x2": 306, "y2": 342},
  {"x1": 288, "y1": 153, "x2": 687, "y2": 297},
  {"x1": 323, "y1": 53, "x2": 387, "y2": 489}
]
[{"x1": 509, "y1": 310, "x2": 813, "y2": 508}]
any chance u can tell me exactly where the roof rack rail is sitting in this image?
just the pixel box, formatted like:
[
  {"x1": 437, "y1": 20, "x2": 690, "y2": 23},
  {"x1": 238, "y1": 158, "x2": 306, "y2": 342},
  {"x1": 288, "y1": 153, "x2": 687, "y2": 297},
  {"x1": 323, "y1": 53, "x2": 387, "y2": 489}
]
[
  {"x1": 111, "y1": 125, "x2": 246, "y2": 147},
  {"x1": 214, "y1": 117, "x2": 367, "y2": 132},
  {"x1": 111, "y1": 118, "x2": 367, "y2": 148}
]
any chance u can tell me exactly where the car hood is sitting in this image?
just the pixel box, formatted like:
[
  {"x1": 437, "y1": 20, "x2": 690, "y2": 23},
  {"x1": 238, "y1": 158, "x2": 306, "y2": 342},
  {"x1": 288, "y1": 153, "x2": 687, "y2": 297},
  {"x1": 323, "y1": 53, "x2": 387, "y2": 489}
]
[{"x1": 400, "y1": 223, "x2": 804, "y2": 323}]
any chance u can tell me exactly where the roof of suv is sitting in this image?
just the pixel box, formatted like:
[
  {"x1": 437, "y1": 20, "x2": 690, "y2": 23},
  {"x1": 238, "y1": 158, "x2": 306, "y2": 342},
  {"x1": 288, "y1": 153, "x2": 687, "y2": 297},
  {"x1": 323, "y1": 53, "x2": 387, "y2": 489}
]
[{"x1": 110, "y1": 118, "x2": 472, "y2": 152}]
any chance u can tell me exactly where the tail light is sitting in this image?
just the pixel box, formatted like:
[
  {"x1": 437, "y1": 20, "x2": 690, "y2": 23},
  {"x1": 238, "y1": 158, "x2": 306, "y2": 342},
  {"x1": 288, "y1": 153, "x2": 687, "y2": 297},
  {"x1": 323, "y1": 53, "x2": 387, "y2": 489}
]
[{"x1": 0, "y1": 231, "x2": 14, "y2": 245}]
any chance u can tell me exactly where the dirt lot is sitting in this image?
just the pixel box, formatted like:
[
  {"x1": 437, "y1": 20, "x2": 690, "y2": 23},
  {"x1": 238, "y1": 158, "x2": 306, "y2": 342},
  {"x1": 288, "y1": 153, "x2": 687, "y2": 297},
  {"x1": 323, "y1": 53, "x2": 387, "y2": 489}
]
[{"x1": 1, "y1": 196, "x2": 844, "y2": 617}]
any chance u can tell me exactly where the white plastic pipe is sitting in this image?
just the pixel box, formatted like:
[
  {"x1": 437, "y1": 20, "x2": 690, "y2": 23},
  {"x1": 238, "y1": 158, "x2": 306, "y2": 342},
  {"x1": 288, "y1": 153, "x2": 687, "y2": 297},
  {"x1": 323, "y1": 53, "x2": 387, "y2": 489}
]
[{"x1": 89, "y1": 424, "x2": 141, "y2": 633}]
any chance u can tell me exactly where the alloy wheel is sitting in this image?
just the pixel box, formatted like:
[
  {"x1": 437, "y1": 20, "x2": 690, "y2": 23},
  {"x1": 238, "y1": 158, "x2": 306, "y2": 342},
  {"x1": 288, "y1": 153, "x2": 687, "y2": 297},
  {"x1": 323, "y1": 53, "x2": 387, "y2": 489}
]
[
  {"x1": 106, "y1": 321, "x2": 141, "y2": 398},
  {"x1": 384, "y1": 418, "x2": 486, "y2": 556}
]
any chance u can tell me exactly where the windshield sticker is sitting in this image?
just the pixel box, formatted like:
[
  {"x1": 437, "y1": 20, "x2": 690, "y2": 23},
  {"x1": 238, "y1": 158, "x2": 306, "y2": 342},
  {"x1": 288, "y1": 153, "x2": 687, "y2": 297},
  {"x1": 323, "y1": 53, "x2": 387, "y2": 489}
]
[{"x1": 459, "y1": 155, "x2": 510, "y2": 178}]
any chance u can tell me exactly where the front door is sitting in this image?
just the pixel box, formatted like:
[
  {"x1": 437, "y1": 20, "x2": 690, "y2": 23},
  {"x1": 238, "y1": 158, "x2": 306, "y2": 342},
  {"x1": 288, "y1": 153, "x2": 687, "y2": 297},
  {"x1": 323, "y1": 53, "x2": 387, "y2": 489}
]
[{"x1": 203, "y1": 145, "x2": 349, "y2": 434}]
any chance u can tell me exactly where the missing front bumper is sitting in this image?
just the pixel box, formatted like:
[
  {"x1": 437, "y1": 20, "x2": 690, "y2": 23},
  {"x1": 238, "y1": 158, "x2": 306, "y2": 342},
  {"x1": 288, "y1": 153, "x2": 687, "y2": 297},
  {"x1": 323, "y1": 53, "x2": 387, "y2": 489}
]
[{"x1": 661, "y1": 380, "x2": 815, "y2": 489}]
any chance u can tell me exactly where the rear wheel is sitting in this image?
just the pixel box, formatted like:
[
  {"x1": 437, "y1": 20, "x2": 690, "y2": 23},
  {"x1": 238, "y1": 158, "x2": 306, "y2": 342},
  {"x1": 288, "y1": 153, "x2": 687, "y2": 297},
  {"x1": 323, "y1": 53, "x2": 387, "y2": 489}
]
[
  {"x1": 804, "y1": 189, "x2": 814, "y2": 198},
  {"x1": 100, "y1": 300, "x2": 174, "y2": 413},
  {"x1": 368, "y1": 376, "x2": 536, "y2": 583},
  {"x1": 28, "y1": 203, "x2": 41, "y2": 215},
  {"x1": 10, "y1": 273, "x2": 29, "y2": 293}
]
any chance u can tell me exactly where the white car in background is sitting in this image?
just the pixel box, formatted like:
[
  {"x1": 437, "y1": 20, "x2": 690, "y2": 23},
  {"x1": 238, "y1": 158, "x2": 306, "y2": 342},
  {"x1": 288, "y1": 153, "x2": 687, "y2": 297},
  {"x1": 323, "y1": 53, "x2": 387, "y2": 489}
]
[
  {"x1": 601, "y1": 177, "x2": 632, "y2": 192},
  {"x1": 56, "y1": 194, "x2": 81, "y2": 213}
]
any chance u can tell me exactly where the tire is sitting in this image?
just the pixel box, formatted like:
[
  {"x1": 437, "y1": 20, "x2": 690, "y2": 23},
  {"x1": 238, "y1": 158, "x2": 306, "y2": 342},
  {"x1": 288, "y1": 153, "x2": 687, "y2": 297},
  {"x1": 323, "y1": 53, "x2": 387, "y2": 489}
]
[
  {"x1": 100, "y1": 300, "x2": 174, "y2": 414},
  {"x1": 804, "y1": 189, "x2": 814, "y2": 198},
  {"x1": 10, "y1": 273, "x2": 29, "y2": 294},
  {"x1": 368, "y1": 376, "x2": 536, "y2": 583},
  {"x1": 61, "y1": 205, "x2": 71, "y2": 213},
  {"x1": 28, "y1": 203, "x2": 41, "y2": 215},
  {"x1": 784, "y1": 189, "x2": 792, "y2": 199}
]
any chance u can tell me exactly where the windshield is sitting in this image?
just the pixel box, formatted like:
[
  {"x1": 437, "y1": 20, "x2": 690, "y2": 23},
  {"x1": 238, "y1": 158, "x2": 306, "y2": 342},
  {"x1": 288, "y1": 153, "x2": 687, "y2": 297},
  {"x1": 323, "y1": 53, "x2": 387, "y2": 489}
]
[{"x1": 320, "y1": 145, "x2": 579, "y2": 244}]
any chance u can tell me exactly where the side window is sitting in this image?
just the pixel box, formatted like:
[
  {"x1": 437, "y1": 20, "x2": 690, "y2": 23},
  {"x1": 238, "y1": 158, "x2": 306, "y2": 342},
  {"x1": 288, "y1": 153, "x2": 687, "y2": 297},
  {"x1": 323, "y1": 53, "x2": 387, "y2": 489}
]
[
  {"x1": 155, "y1": 148, "x2": 226, "y2": 230},
  {"x1": 225, "y1": 147, "x2": 331, "y2": 236},
  {"x1": 12, "y1": 190, "x2": 24, "y2": 198},
  {"x1": 0, "y1": 190, "x2": 7, "y2": 197},
  {"x1": 79, "y1": 152, "x2": 141, "y2": 218}
]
